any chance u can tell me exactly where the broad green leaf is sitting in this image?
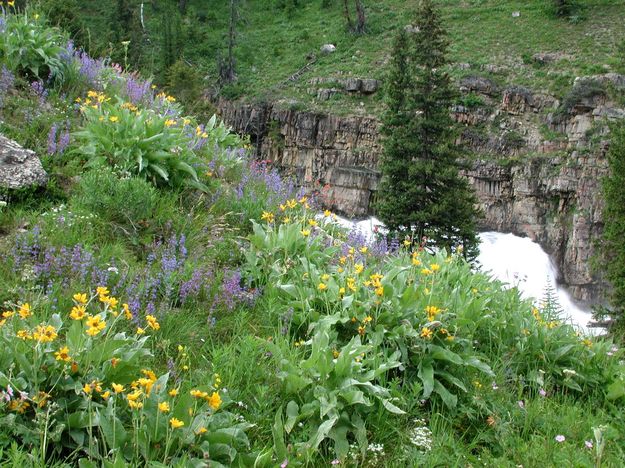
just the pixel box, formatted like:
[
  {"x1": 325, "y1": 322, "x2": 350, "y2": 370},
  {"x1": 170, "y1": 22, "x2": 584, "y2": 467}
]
[
  {"x1": 433, "y1": 380, "x2": 458, "y2": 408},
  {"x1": 418, "y1": 362, "x2": 434, "y2": 398}
]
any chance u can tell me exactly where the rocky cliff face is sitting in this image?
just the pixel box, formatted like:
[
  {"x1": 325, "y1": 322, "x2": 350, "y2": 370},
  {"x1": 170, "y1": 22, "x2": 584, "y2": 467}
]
[{"x1": 216, "y1": 73, "x2": 625, "y2": 304}]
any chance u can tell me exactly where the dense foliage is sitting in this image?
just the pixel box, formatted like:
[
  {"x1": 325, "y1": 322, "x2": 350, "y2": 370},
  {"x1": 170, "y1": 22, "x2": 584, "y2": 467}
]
[
  {"x1": 376, "y1": 0, "x2": 481, "y2": 258},
  {"x1": 602, "y1": 120, "x2": 625, "y2": 327},
  {"x1": 0, "y1": 6, "x2": 624, "y2": 467}
]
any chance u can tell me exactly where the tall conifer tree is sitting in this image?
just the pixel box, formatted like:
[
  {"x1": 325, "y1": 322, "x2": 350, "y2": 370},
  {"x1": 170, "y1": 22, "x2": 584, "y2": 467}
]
[
  {"x1": 602, "y1": 120, "x2": 625, "y2": 325},
  {"x1": 376, "y1": 0, "x2": 480, "y2": 258}
]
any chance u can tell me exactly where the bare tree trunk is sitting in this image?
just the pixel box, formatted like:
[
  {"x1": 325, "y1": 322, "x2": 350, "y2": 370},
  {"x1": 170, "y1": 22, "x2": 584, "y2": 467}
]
[
  {"x1": 354, "y1": 0, "x2": 366, "y2": 34},
  {"x1": 220, "y1": 0, "x2": 238, "y2": 84},
  {"x1": 342, "y1": 0, "x2": 353, "y2": 31}
]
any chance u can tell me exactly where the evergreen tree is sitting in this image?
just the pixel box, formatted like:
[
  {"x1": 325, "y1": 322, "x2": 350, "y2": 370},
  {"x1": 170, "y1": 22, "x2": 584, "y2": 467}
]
[
  {"x1": 602, "y1": 120, "x2": 625, "y2": 324},
  {"x1": 376, "y1": 0, "x2": 480, "y2": 258}
]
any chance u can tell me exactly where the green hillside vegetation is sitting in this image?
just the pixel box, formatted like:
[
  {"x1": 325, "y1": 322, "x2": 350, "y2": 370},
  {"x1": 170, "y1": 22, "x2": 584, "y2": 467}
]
[
  {"x1": 47, "y1": 0, "x2": 625, "y2": 115},
  {"x1": 1, "y1": 4, "x2": 625, "y2": 467}
]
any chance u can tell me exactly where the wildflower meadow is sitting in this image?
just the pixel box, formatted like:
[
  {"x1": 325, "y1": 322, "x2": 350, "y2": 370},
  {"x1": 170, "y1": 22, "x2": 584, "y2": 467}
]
[{"x1": 0, "y1": 6, "x2": 624, "y2": 467}]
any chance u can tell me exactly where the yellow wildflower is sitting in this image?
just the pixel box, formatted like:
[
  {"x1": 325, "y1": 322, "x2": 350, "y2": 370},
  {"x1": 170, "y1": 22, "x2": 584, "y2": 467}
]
[
  {"x1": 354, "y1": 263, "x2": 364, "y2": 274},
  {"x1": 324, "y1": 210, "x2": 332, "y2": 217},
  {"x1": 55, "y1": 346, "x2": 71, "y2": 362},
  {"x1": 420, "y1": 327, "x2": 433, "y2": 339},
  {"x1": 207, "y1": 391, "x2": 221, "y2": 410},
  {"x1": 421, "y1": 268, "x2": 432, "y2": 275},
  {"x1": 425, "y1": 305, "x2": 441, "y2": 321},
  {"x1": 70, "y1": 305, "x2": 87, "y2": 320},
  {"x1": 318, "y1": 283, "x2": 327, "y2": 291},
  {"x1": 123, "y1": 303, "x2": 132, "y2": 319},
  {"x1": 430, "y1": 263, "x2": 440, "y2": 272},
  {"x1": 301, "y1": 229, "x2": 310, "y2": 237},
  {"x1": 359, "y1": 246, "x2": 368, "y2": 254},
  {"x1": 33, "y1": 324, "x2": 57, "y2": 343},
  {"x1": 73, "y1": 293, "x2": 88, "y2": 304},
  {"x1": 190, "y1": 389, "x2": 208, "y2": 399},
  {"x1": 261, "y1": 211, "x2": 275, "y2": 223},
  {"x1": 17, "y1": 330, "x2": 32, "y2": 340},
  {"x1": 18, "y1": 303, "x2": 31, "y2": 319},
  {"x1": 196, "y1": 426, "x2": 208, "y2": 435},
  {"x1": 308, "y1": 219, "x2": 318, "y2": 227},
  {"x1": 158, "y1": 402, "x2": 170, "y2": 413},
  {"x1": 170, "y1": 417, "x2": 184, "y2": 429},
  {"x1": 169, "y1": 388, "x2": 179, "y2": 397},
  {"x1": 112, "y1": 383, "x2": 125, "y2": 394},
  {"x1": 136, "y1": 327, "x2": 145, "y2": 335},
  {"x1": 128, "y1": 400, "x2": 143, "y2": 409},
  {"x1": 165, "y1": 119, "x2": 176, "y2": 127},
  {"x1": 109, "y1": 116, "x2": 119, "y2": 123},
  {"x1": 101, "y1": 391, "x2": 111, "y2": 400},
  {"x1": 146, "y1": 314, "x2": 160, "y2": 330}
]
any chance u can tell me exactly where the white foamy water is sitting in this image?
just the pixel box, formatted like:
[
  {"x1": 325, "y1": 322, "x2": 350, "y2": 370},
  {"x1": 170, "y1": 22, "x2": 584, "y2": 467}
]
[
  {"x1": 333, "y1": 216, "x2": 595, "y2": 332},
  {"x1": 477, "y1": 232, "x2": 594, "y2": 332}
]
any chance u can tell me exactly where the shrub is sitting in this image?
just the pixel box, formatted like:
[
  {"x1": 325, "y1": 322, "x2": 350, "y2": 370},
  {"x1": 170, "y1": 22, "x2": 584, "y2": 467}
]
[
  {"x1": 243, "y1": 206, "x2": 623, "y2": 427},
  {"x1": 0, "y1": 11, "x2": 68, "y2": 82},
  {"x1": 0, "y1": 291, "x2": 253, "y2": 465},
  {"x1": 554, "y1": 78, "x2": 606, "y2": 121},
  {"x1": 73, "y1": 170, "x2": 161, "y2": 237},
  {"x1": 72, "y1": 91, "x2": 207, "y2": 191}
]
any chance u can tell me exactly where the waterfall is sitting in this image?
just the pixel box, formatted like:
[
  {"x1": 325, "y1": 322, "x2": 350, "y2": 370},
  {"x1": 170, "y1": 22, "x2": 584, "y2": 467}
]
[{"x1": 477, "y1": 232, "x2": 594, "y2": 332}]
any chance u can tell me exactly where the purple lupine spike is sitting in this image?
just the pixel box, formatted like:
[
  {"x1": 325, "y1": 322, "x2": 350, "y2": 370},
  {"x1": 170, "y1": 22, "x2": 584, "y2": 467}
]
[{"x1": 47, "y1": 124, "x2": 58, "y2": 155}]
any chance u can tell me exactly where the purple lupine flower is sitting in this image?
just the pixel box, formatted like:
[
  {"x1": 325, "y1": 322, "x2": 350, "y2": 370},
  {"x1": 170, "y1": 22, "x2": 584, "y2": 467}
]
[
  {"x1": 125, "y1": 75, "x2": 153, "y2": 105},
  {"x1": 58, "y1": 127, "x2": 70, "y2": 154},
  {"x1": 0, "y1": 65, "x2": 15, "y2": 108},
  {"x1": 76, "y1": 50, "x2": 105, "y2": 87},
  {"x1": 47, "y1": 124, "x2": 58, "y2": 155},
  {"x1": 30, "y1": 80, "x2": 48, "y2": 104}
]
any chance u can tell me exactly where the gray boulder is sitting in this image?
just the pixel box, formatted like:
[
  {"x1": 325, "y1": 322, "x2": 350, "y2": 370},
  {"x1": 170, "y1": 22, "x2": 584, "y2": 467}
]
[
  {"x1": 0, "y1": 134, "x2": 48, "y2": 190},
  {"x1": 320, "y1": 44, "x2": 336, "y2": 54}
]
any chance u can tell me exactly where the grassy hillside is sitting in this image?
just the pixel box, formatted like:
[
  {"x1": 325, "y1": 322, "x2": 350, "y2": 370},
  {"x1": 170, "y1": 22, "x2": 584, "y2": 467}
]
[
  {"x1": 184, "y1": 0, "x2": 625, "y2": 112},
  {"x1": 49, "y1": 0, "x2": 625, "y2": 116}
]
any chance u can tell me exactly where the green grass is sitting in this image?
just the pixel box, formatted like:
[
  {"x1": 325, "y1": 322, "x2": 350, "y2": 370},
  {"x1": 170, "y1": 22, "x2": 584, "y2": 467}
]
[{"x1": 175, "y1": 0, "x2": 625, "y2": 113}]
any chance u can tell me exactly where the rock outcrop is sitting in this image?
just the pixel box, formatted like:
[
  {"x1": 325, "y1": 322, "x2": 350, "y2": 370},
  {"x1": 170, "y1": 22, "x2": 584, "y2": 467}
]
[
  {"x1": 0, "y1": 135, "x2": 47, "y2": 190},
  {"x1": 216, "y1": 74, "x2": 625, "y2": 304}
]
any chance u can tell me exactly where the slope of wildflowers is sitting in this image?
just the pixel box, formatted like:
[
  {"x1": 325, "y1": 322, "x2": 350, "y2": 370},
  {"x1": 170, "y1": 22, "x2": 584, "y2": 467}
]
[{"x1": 0, "y1": 7, "x2": 624, "y2": 467}]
